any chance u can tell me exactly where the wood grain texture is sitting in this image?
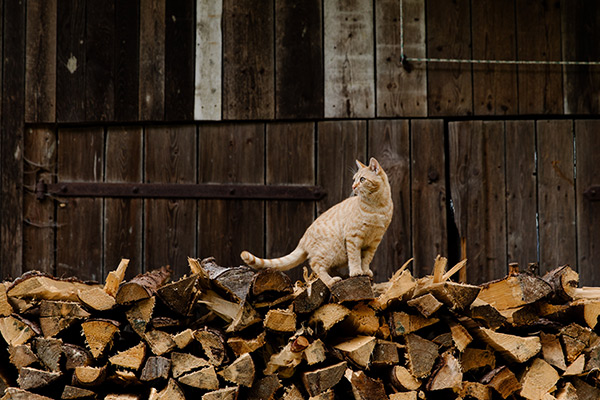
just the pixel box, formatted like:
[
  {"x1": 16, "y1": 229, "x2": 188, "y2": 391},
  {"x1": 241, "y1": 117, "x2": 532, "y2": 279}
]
[
  {"x1": 505, "y1": 121, "x2": 538, "y2": 269},
  {"x1": 412, "y1": 120, "x2": 447, "y2": 278},
  {"x1": 24, "y1": 128, "x2": 56, "y2": 275},
  {"x1": 561, "y1": 0, "x2": 600, "y2": 114},
  {"x1": 56, "y1": 0, "x2": 85, "y2": 122},
  {"x1": 376, "y1": 0, "x2": 426, "y2": 117},
  {"x1": 85, "y1": 0, "x2": 114, "y2": 121},
  {"x1": 104, "y1": 127, "x2": 143, "y2": 280},
  {"x1": 575, "y1": 120, "x2": 600, "y2": 285},
  {"x1": 2, "y1": 0, "x2": 25, "y2": 279},
  {"x1": 536, "y1": 120, "x2": 576, "y2": 275},
  {"x1": 317, "y1": 121, "x2": 367, "y2": 214},
  {"x1": 165, "y1": 0, "x2": 195, "y2": 121},
  {"x1": 139, "y1": 0, "x2": 165, "y2": 120},
  {"x1": 275, "y1": 0, "x2": 323, "y2": 119},
  {"x1": 145, "y1": 125, "x2": 197, "y2": 278},
  {"x1": 324, "y1": 0, "x2": 375, "y2": 118},
  {"x1": 368, "y1": 120, "x2": 411, "y2": 281},
  {"x1": 472, "y1": 0, "x2": 518, "y2": 115},
  {"x1": 25, "y1": 0, "x2": 57, "y2": 123},
  {"x1": 56, "y1": 128, "x2": 104, "y2": 281},
  {"x1": 426, "y1": 0, "x2": 472, "y2": 116},
  {"x1": 449, "y1": 121, "x2": 507, "y2": 284},
  {"x1": 516, "y1": 0, "x2": 562, "y2": 114},
  {"x1": 222, "y1": 0, "x2": 274, "y2": 120},
  {"x1": 114, "y1": 0, "x2": 140, "y2": 122},
  {"x1": 195, "y1": 0, "x2": 222, "y2": 120},
  {"x1": 266, "y1": 122, "x2": 315, "y2": 282},
  {"x1": 198, "y1": 124, "x2": 264, "y2": 267}
]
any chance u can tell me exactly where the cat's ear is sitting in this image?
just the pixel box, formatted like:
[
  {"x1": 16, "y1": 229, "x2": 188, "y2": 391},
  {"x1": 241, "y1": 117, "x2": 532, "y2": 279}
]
[
  {"x1": 369, "y1": 157, "x2": 381, "y2": 173},
  {"x1": 356, "y1": 160, "x2": 367, "y2": 169}
]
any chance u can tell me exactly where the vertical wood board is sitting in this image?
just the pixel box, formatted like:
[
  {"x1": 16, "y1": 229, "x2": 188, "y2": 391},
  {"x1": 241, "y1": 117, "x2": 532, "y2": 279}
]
[
  {"x1": 324, "y1": 0, "x2": 375, "y2": 118},
  {"x1": 104, "y1": 127, "x2": 143, "y2": 279},
  {"x1": 275, "y1": 0, "x2": 323, "y2": 119},
  {"x1": 222, "y1": 0, "x2": 274, "y2": 119},
  {"x1": 368, "y1": 120, "x2": 411, "y2": 281},
  {"x1": 56, "y1": 128, "x2": 104, "y2": 281},
  {"x1": 376, "y1": 0, "x2": 427, "y2": 117},
  {"x1": 536, "y1": 120, "x2": 576, "y2": 274},
  {"x1": 195, "y1": 0, "x2": 222, "y2": 121},
  {"x1": 412, "y1": 119, "x2": 447, "y2": 278},
  {"x1": 25, "y1": 0, "x2": 57, "y2": 123},
  {"x1": 114, "y1": 0, "x2": 140, "y2": 122},
  {"x1": 144, "y1": 125, "x2": 197, "y2": 278},
  {"x1": 139, "y1": 0, "x2": 166, "y2": 120}
]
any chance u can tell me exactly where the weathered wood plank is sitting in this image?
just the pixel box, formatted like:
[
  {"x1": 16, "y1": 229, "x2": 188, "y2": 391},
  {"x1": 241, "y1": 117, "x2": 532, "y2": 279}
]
[
  {"x1": 275, "y1": 0, "x2": 323, "y2": 119},
  {"x1": 536, "y1": 120, "x2": 576, "y2": 275},
  {"x1": 105, "y1": 127, "x2": 143, "y2": 280},
  {"x1": 376, "y1": 0, "x2": 426, "y2": 117},
  {"x1": 56, "y1": 128, "x2": 104, "y2": 281},
  {"x1": 145, "y1": 126, "x2": 197, "y2": 278},
  {"x1": 575, "y1": 120, "x2": 600, "y2": 286},
  {"x1": 266, "y1": 122, "x2": 315, "y2": 282},
  {"x1": 114, "y1": 0, "x2": 140, "y2": 122},
  {"x1": 85, "y1": 0, "x2": 115, "y2": 121},
  {"x1": 317, "y1": 121, "x2": 367, "y2": 214},
  {"x1": 472, "y1": 0, "x2": 517, "y2": 115},
  {"x1": 449, "y1": 121, "x2": 506, "y2": 283},
  {"x1": 222, "y1": 0, "x2": 274, "y2": 119},
  {"x1": 324, "y1": 0, "x2": 375, "y2": 118},
  {"x1": 426, "y1": 0, "x2": 472, "y2": 116},
  {"x1": 198, "y1": 124, "x2": 264, "y2": 267},
  {"x1": 505, "y1": 121, "x2": 538, "y2": 269},
  {"x1": 1, "y1": 0, "x2": 25, "y2": 279},
  {"x1": 24, "y1": 128, "x2": 56, "y2": 275},
  {"x1": 368, "y1": 120, "x2": 411, "y2": 281},
  {"x1": 411, "y1": 120, "x2": 447, "y2": 278},
  {"x1": 515, "y1": 0, "x2": 562, "y2": 114},
  {"x1": 562, "y1": 0, "x2": 600, "y2": 114},
  {"x1": 56, "y1": 0, "x2": 85, "y2": 122},
  {"x1": 195, "y1": 0, "x2": 222, "y2": 120},
  {"x1": 25, "y1": 0, "x2": 57, "y2": 123},
  {"x1": 165, "y1": 0, "x2": 195, "y2": 120},
  {"x1": 139, "y1": 0, "x2": 165, "y2": 120}
]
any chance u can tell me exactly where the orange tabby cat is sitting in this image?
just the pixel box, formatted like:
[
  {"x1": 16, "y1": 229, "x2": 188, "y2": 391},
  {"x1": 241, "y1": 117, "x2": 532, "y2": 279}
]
[{"x1": 241, "y1": 157, "x2": 393, "y2": 286}]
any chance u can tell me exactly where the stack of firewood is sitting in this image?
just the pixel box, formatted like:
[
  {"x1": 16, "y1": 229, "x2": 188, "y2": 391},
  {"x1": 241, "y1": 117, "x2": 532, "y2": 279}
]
[{"x1": 1, "y1": 255, "x2": 600, "y2": 400}]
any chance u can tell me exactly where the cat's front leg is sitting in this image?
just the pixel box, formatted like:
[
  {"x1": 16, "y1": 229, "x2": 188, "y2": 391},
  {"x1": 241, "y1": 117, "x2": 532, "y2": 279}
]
[
  {"x1": 346, "y1": 238, "x2": 363, "y2": 277},
  {"x1": 360, "y1": 248, "x2": 376, "y2": 278}
]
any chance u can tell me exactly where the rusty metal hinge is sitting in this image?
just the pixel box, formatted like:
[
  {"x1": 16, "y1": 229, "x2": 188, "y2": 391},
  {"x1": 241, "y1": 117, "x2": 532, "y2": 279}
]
[
  {"x1": 35, "y1": 181, "x2": 326, "y2": 201},
  {"x1": 584, "y1": 186, "x2": 600, "y2": 201}
]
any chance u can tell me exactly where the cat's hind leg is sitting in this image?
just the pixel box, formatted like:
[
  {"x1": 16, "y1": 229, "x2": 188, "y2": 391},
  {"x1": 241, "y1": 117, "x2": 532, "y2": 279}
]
[{"x1": 310, "y1": 259, "x2": 341, "y2": 287}]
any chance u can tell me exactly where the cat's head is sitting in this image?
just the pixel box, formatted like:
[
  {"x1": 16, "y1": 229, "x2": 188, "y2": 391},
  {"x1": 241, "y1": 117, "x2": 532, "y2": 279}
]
[{"x1": 352, "y1": 157, "x2": 389, "y2": 197}]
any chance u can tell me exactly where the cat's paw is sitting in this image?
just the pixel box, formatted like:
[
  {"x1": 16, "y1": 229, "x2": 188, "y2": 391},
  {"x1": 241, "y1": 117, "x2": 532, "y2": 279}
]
[
  {"x1": 364, "y1": 269, "x2": 373, "y2": 278},
  {"x1": 330, "y1": 276, "x2": 342, "y2": 284}
]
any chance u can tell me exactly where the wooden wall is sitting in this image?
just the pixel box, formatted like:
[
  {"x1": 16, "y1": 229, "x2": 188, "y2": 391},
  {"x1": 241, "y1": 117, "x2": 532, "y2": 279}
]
[{"x1": 4, "y1": 0, "x2": 600, "y2": 285}]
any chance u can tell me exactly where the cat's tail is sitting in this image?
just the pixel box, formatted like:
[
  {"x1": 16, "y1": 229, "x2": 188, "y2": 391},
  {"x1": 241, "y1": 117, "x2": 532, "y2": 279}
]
[{"x1": 240, "y1": 247, "x2": 307, "y2": 271}]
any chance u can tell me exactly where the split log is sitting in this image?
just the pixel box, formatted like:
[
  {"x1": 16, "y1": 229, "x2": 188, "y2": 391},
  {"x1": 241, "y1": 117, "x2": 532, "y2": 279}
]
[
  {"x1": 457, "y1": 382, "x2": 492, "y2": 400},
  {"x1": 389, "y1": 311, "x2": 439, "y2": 336},
  {"x1": 481, "y1": 366, "x2": 521, "y2": 399},
  {"x1": 330, "y1": 276, "x2": 374, "y2": 303},
  {"x1": 173, "y1": 328, "x2": 195, "y2": 349},
  {"x1": 477, "y1": 328, "x2": 541, "y2": 363},
  {"x1": 405, "y1": 333, "x2": 439, "y2": 379},
  {"x1": 151, "y1": 378, "x2": 185, "y2": 400},
  {"x1": 60, "y1": 385, "x2": 97, "y2": 399},
  {"x1": 200, "y1": 258, "x2": 256, "y2": 303},
  {"x1": 103, "y1": 258, "x2": 129, "y2": 297},
  {"x1": 178, "y1": 366, "x2": 219, "y2": 390},
  {"x1": 302, "y1": 361, "x2": 347, "y2": 397},
  {"x1": 7, "y1": 271, "x2": 100, "y2": 302},
  {"x1": 519, "y1": 358, "x2": 559, "y2": 400},
  {"x1": 219, "y1": 352, "x2": 255, "y2": 387},
  {"x1": 227, "y1": 331, "x2": 266, "y2": 357},
  {"x1": 416, "y1": 281, "x2": 481, "y2": 311},
  {"x1": 343, "y1": 303, "x2": 380, "y2": 336},
  {"x1": 407, "y1": 293, "x2": 443, "y2": 318},
  {"x1": 81, "y1": 319, "x2": 120, "y2": 358},
  {"x1": 0, "y1": 284, "x2": 14, "y2": 316},
  {"x1": 468, "y1": 298, "x2": 507, "y2": 330},
  {"x1": 542, "y1": 265, "x2": 579, "y2": 301},
  {"x1": 477, "y1": 273, "x2": 552, "y2": 311},
  {"x1": 344, "y1": 369, "x2": 388, "y2": 400},
  {"x1": 0, "y1": 315, "x2": 38, "y2": 346},
  {"x1": 171, "y1": 352, "x2": 210, "y2": 378},
  {"x1": 308, "y1": 389, "x2": 335, "y2": 400},
  {"x1": 333, "y1": 336, "x2": 376, "y2": 369},
  {"x1": 144, "y1": 330, "x2": 176, "y2": 356},
  {"x1": 34, "y1": 337, "x2": 63, "y2": 372},
  {"x1": 293, "y1": 278, "x2": 329, "y2": 314},
  {"x1": 390, "y1": 365, "x2": 420, "y2": 391},
  {"x1": 125, "y1": 297, "x2": 155, "y2": 337},
  {"x1": 247, "y1": 374, "x2": 281, "y2": 400},
  {"x1": 251, "y1": 269, "x2": 293, "y2": 300},
  {"x1": 140, "y1": 356, "x2": 171, "y2": 381},
  {"x1": 282, "y1": 385, "x2": 304, "y2": 400},
  {"x1": 77, "y1": 287, "x2": 116, "y2": 311},
  {"x1": 202, "y1": 387, "x2": 239, "y2": 400},
  {"x1": 563, "y1": 353, "x2": 585, "y2": 376},
  {"x1": 39, "y1": 300, "x2": 90, "y2": 337},
  {"x1": 73, "y1": 365, "x2": 107, "y2": 387},
  {"x1": 2, "y1": 388, "x2": 54, "y2": 400},
  {"x1": 108, "y1": 342, "x2": 146, "y2": 371},
  {"x1": 194, "y1": 327, "x2": 228, "y2": 366},
  {"x1": 62, "y1": 344, "x2": 92, "y2": 370},
  {"x1": 264, "y1": 308, "x2": 296, "y2": 333},
  {"x1": 304, "y1": 339, "x2": 327, "y2": 365},
  {"x1": 426, "y1": 351, "x2": 462, "y2": 391},
  {"x1": 540, "y1": 332, "x2": 567, "y2": 371},
  {"x1": 371, "y1": 340, "x2": 399, "y2": 367},
  {"x1": 389, "y1": 392, "x2": 418, "y2": 400},
  {"x1": 8, "y1": 344, "x2": 38, "y2": 369},
  {"x1": 560, "y1": 323, "x2": 591, "y2": 364},
  {"x1": 448, "y1": 320, "x2": 472, "y2": 352},
  {"x1": 157, "y1": 274, "x2": 200, "y2": 316},
  {"x1": 309, "y1": 303, "x2": 350, "y2": 332},
  {"x1": 115, "y1": 266, "x2": 172, "y2": 305},
  {"x1": 198, "y1": 290, "x2": 261, "y2": 332},
  {"x1": 17, "y1": 366, "x2": 61, "y2": 390},
  {"x1": 372, "y1": 262, "x2": 415, "y2": 310},
  {"x1": 460, "y1": 348, "x2": 496, "y2": 373},
  {"x1": 264, "y1": 339, "x2": 305, "y2": 377},
  {"x1": 555, "y1": 382, "x2": 578, "y2": 400}
]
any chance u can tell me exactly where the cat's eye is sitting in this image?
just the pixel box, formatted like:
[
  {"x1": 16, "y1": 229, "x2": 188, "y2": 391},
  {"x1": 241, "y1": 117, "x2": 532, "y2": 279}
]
[{"x1": 360, "y1": 177, "x2": 365, "y2": 183}]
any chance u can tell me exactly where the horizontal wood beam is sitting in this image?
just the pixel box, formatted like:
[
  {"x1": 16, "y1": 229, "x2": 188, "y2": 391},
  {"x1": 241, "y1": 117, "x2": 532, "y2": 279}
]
[{"x1": 36, "y1": 182, "x2": 325, "y2": 201}]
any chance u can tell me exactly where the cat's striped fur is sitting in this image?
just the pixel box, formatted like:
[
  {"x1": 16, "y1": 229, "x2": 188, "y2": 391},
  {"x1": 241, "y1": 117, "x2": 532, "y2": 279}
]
[{"x1": 241, "y1": 157, "x2": 393, "y2": 286}]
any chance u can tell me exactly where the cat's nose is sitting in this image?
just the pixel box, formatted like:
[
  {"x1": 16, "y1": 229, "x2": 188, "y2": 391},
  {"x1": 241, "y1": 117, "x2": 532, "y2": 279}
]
[{"x1": 352, "y1": 182, "x2": 358, "y2": 190}]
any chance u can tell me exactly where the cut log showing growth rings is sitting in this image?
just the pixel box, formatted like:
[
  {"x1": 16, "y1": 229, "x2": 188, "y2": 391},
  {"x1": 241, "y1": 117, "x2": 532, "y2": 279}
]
[{"x1": 1, "y1": 257, "x2": 600, "y2": 398}]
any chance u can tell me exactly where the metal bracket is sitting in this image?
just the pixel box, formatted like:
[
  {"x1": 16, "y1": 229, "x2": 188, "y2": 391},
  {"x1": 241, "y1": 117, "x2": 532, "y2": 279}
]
[
  {"x1": 35, "y1": 181, "x2": 326, "y2": 201},
  {"x1": 584, "y1": 186, "x2": 600, "y2": 201}
]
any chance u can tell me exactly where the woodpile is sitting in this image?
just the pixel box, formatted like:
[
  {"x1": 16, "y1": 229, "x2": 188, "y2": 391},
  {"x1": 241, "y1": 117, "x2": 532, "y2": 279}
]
[{"x1": 1, "y1": 256, "x2": 600, "y2": 399}]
